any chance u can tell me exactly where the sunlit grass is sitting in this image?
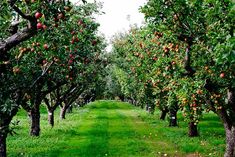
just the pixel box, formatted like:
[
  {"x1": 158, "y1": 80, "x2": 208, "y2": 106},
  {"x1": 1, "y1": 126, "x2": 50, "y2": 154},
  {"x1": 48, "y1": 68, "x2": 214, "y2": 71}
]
[{"x1": 8, "y1": 100, "x2": 225, "y2": 157}]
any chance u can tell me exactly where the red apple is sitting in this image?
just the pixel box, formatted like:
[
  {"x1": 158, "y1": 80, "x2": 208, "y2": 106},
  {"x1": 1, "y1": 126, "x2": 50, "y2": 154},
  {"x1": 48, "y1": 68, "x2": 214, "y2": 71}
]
[
  {"x1": 92, "y1": 40, "x2": 97, "y2": 46},
  {"x1": 78, "y1": 20, "x2": 83, "y2": 25},
  {"x1": 42, "y1": 60, "x2": 47, "y2": 64},
  {"x1": 54, "y1": 17, "x2": 58, "y2": 22},
  {"x1": 35, "y1": 12, "x2": 42, "y2": 19},
  {"x1": 192, "y1": 103, "x2": 197, "y2": 107},
  {"x1": 42, "y1": 25, "x2": 47, "y2": 30},
  {"x1": 74, "y1": 37, "x2": 79, "y2": 42},
  {"x1": 220, "y1": 72, "x2": 225, "y2": 78},
  {"x1": 68, "y1": 59, "x2": 73, "y2": 64},
  {"x1": 43, "y1": 44, "x2": 49, "y2": 50},
  {"x1": 153, "y1": 57, "x2": 158, "y2": 61},
  {"x1": 69, "y1": 54, "x2": 73, "y2": 58},
  {"x1": 30, "y1": 48, "x2": 35, "y2": 52},
  {"x1": 57, "y1": 13, "x2": 64, "y2": 19},
  {"x1": 37, "y1": 23, "x2": 43, "y2": 29}
]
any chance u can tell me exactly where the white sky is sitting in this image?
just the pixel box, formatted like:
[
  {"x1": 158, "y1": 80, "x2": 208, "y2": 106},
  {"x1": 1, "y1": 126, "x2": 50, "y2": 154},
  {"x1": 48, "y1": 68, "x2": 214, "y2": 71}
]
[{"x1": 71, "y1": 0, "x2": 146, "y2": 49}]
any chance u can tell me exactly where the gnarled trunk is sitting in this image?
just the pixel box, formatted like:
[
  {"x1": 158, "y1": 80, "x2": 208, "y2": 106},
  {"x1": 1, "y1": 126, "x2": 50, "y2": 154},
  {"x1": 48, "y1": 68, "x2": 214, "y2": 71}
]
[
  {"x1": 0, "y1": 117, "x2": 13, "y2": 157},
  {"x1": 30, "y1": 104, "x2": 40, "y2": 136},
  {"x1": 0, "y1": 132, "x2": 7, "y2": 157},
  {"x1": 0, "y1": 105, "x2": 19, "y2": 157},
  {"x1": 188, "y1": 122, "x2": 198, "y2": 137},
  {"x1": 224, "y1": 88, "x2": 235, "y2": 157},
  {"x1": 224, "y1": 126, "x2": 235, "y2": 157}
]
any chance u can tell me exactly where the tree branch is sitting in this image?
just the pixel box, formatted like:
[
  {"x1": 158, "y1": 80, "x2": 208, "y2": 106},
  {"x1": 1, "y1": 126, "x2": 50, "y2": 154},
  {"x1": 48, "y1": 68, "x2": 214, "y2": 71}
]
[
  {"x1": 9, "y1": 0, "x2": 32, "y2": 21},
  {"x1": 30, "y1": 61, "x2": 55, "y2": 88},
  {"x1": 42, "y1": 81, "x2": 67, "y2": 97},
  {"x1": 183, "y1": 43, "x2": 196, "y2": 76},
  {"x1": 0, "y1": 1, "x2": 37, "y2": 61}
]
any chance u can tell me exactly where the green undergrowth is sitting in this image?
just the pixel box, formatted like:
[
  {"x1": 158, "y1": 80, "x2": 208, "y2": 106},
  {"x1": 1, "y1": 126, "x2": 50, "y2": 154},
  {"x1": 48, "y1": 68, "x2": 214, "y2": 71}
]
[{"x1": 7, "y1": 100, "x2": 225, "y2": 157}]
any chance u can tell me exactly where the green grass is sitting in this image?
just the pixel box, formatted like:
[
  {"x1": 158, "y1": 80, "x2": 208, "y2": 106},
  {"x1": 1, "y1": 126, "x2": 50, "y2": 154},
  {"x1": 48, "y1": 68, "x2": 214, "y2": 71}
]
[{"x1": 7, "y1": 100, "x2": 225, "y2": 157}]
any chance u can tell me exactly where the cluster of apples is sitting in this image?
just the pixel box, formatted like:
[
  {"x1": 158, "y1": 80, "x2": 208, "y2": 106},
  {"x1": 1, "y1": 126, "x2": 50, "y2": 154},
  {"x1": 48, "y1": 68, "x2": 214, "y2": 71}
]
[{"x1": 35, "y1": 12, "x2": 47, "y2": 30}]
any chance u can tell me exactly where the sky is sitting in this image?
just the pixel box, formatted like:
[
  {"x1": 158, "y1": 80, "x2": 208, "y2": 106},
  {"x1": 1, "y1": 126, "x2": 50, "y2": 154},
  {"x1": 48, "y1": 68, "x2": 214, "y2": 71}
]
[{"x1": 71, "y1": 0, "x2": 147, "y2": 49}]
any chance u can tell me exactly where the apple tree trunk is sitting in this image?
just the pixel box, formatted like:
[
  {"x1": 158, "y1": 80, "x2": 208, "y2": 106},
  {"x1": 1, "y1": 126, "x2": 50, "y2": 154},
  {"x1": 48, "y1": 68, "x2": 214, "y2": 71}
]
[
  {"x1": 188, "y1": 122, "x2": 198, "y2": 137},
  {"x1": 160, "y1": 109, "x2": 168, "y2": 120},
  {"x1": 0, "y1": 117, "x2": 13, "y2": 157},
  {"x1": 60, "y1": 105, "x2": 67, "y2": 120},
  {"x1": 224, "y1": 126, "x2": 235, "y2": 157},
  {"x1": 0, "y1": 109, "x2": 19, "y2": 157},
  {"x1": 223, "y1": 88, "x2": 235, "y2": 157},
  {"x1": 0, "y1": 130, "x2": 7, "y2": 157},
  {"x1": 169, "y1": 110, "x2": 178, "y2": 127},
  {"x1": 30, "y1": 104, "x2": 40, "y2": 136},
  {"x1": 48, "y1": 110, "x2": 54, "y2": 127}
]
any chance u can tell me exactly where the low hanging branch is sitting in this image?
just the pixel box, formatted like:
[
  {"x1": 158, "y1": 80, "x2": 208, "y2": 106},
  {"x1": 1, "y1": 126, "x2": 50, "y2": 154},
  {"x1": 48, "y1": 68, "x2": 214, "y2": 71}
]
[{"x1": 0, "y1": 0, "x2": 37, "y2": 61}]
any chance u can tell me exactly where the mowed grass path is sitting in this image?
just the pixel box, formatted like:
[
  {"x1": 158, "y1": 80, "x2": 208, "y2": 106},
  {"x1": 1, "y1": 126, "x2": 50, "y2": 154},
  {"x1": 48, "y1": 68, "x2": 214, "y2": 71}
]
[{"x1": 8, "y1": 100, "x2": 225, "y2": 157}]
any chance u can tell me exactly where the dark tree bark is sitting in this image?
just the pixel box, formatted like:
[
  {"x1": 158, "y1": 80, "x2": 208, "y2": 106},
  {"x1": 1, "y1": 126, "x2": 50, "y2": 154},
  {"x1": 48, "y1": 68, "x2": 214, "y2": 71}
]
[
  {"x1": 60, "y1": 86, "x2": 86, "y2": 120},
  {"x1": 28, "y1": 81, "x2": 66, "y2": 133},
  {"x1": 119, "y1": 95, "x2": 125, "y2": 101},
  {"x1": 44, "y1": 97, "x2": 59, "y2": 127},
  {"x1": 219, "y1": 109, "x2": 235, "y2": 157},
  {"x1": 30, "y1": 103, "x2": 40, "y2": 136},
  {"x1": 169, "y1": 110, "x2": 178, "y2": 127},
  {"x1": 160, "y1": 109, "x2": 168, "y2": 120},
  {"x1": 0, "y1": 91, "x2": 21, "y2": 157},
  {"x1": 0, "y1": 118, "x2": 9, "y2": 157},
  {"x1": 48, "y1": 110, "x2": 54, "y2": 127},
  {"x1": 188, "y1": 122, "x2": 199, "y2": 137},
  {"x1": 168, "y1": 92, "x2": 178, "y2": 127},
  {"x1": 223, "y1": 88, "x2": 235, "y2": 157},
  {"x1": 183, "y1": 43, "x2": 196, "y2": 76},
  {"x1": 224, "y1": 126, "x2": 235, "y2": 157},
  {"x1": 0, "y1": 116, "x2": 17, "y2": 157},
  {"x1": 205, "y1": 85, "x2": 235, "y2": 157},
  {"x1": 0, "y1": 133, "x2": 7, "y2": 157}
]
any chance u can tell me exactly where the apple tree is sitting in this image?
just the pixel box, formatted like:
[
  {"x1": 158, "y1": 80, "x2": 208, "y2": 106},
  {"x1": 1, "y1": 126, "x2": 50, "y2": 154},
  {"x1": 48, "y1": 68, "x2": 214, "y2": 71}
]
[{"x1": 141, "y1": 0, "x2": 235, "y2": 156}]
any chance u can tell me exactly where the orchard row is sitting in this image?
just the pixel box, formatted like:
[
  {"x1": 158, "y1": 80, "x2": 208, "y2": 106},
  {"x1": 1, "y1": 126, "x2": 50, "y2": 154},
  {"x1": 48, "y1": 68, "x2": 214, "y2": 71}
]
[
  {"x1": 107, "y1": 1, "x2": 235, "y2": 157},
  {"x1": 0, "y1": 1, "x2": 107, "y2": 157}
]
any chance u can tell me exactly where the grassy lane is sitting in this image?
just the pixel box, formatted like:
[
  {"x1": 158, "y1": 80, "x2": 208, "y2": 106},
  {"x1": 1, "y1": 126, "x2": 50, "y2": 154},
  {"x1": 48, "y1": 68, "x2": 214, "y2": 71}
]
[{"x1": 8, "y1": 100, "x2": 224, "y2": 157}]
